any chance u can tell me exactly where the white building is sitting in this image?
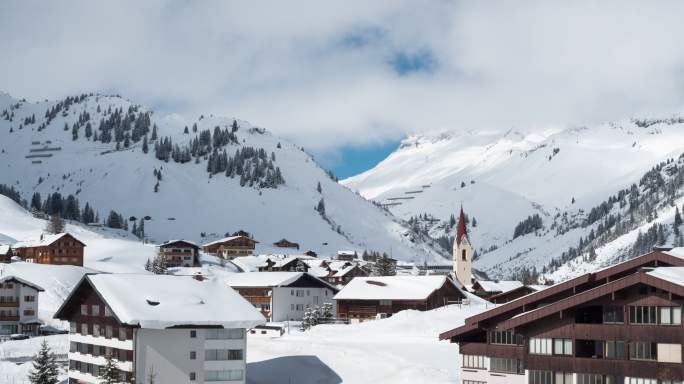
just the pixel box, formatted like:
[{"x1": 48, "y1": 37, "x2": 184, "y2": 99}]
[
  {"x1": 0, "y1": 275, "x2": 43, "y2": 335},
  {"x1": 54, "y1": 274, "x2": 264, "y2": 384},
  {"x1": 224, "y1": 272, "x2": 338, "y2": 321}
]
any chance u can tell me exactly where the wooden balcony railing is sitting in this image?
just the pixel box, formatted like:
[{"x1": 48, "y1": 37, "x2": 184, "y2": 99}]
[
  {"x1": 0, "y1": 315, "x2": 20, "y2": 321},
  {"x1": 0, "y1": 301, "x2": 19, "y2": 308}
]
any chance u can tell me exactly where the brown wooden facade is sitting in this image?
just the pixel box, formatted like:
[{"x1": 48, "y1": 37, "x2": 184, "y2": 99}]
[
  {"x1": 488, "y1": 285, "x2": 540, "y2": 304},
  {"x1": 202, "y1": 236, "x2": 257, "y2": 259},
  {"x1": 441, "y1": 250, "x2": 684, "y2": 383},
  {"x1": 158, "y1": 240, "x2": 199, "y2": 267},
  {"x1": 258, "y1": 257, "x2": 310, "y2": 272},
  {"x1": 14, "y1": 233, "x2": 85, "y2": 266},
  {"x1": 273, "y1": 239, "x2": 300, "y2": 249},
  {"x1": 326, "y1": 265, "x2": 369, "y2": 286},
  {"x1": 337, "y1": 279, "x2": 465, "y2": 320},
  {"x1": 54, "y1": 277, "x2": 136, "y2": 383}
]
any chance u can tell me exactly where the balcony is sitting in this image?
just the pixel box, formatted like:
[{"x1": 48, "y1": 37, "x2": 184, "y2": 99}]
[
  {"x1": 0, "y1": 315, "x2": 20, "y2": 321},
  {"x1": 525, "y1": 354, "x2": 684, "y2": 378},
  {"x1": 0, "y1": 301, "x2": 19, "y2": 308}
]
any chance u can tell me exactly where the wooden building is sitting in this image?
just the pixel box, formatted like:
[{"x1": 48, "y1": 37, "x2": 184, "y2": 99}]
[
  {"x1": 54, "y1": 274, "x2": 264, "y2": 384},
  {"x1": 157, "y1": 240, "x2": 199, "y2": 267},
  {"x1": 326, "y1": 264, "x2": 369, "y2": 286},
  {"x1": 440, "y1": 249, "x2": 684, "y2": 384},
  {"x1": 334, "y1": 275, "x2": 466, "y2": 322},
  {"x1": 487, "y1": 284, "x2": 548, "y2": 304},
  {"x1": 13, "y1": 233, "x2": 85, "y2": 266},
  {"x1": 202, "y1": 235, "x2": 258, "y2": 259},
  {"x1": 224, "y1": 272, "x2": 338, "y2": 321},
  {"x1": 336, "y1": 250, "x2": 357, "y2": 261},
  {"x1": 471, "y1": 279, "x2": 524, "y2": 300},
  {"x1": 273, "y1": 239, "x2": 300, "y2": 250},
  {"x1": 257, "y1": 256, "x2": 310, "y2": 272},
  {"x1": 0, "y1": 245, "x2": 11, "y2": 264}
]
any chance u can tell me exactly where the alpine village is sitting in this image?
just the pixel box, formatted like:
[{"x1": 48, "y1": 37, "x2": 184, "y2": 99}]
[{"x1": 3, "y1": 3, "x2": 684, "y2": 384}]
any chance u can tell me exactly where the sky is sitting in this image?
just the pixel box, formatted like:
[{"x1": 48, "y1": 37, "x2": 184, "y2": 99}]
[{"x1": 2, "y1": 1, "x2": 684, "y2": 178}]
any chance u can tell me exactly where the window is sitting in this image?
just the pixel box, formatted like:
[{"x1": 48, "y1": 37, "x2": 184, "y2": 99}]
[
  {"x1": 604, "y1": 340, "x2": 626, "y2": 359},
  {"x1": 462, "y1": 249, "x2": 467, "y2": 261},
  {"x1": 296, "y1": 290, "x2": 305, "y2": 297},
  {"x1": 80, "y1": 304, "x2": 88, "y2": 315},
  {"x1": 105, "y1": 326, "x2": 113, "y2": 338},
  {"x1": 190, "y1": 330, "x2": 197, "y2": 338},
  {"x1": 528, "y1": 370, "x2": 553, "y2": 384},
  {"x1": 603, "y1": 306, "x2": 624, "y2": 323},
  {"x1": 24, "y1": 296, "x2": 35, "y2": 302},
  {"x1": 529, "y1": 338, "x2": 552, "y2": 355},
  {"x1": 104, "y1": 306, "x2": 112, "y2": 317},
  {"x1": 490, "y1": 330, "x2": 522, "y2": 345},
  {"x1": 205, "y1": 328, "x2": 244, "y2": 340},
  {"x1": 92, "y1": 324, "x2": 100, "y2": 337},
  {"x1": 553, "y1": 339, "x2": 572, "y2": 355},
  {"x1": 70, "y1": 322, "x2": 77, "y2": 334},
  {"x1": 296, "y1": 304, "x2": 304, "y2": 311},
  {"x1": 626, "y1": 378, "x2": 657, "y2": 384},
  {"x1": 205, "y1": 349, "x2": 244, "y2": 361},
  {"x1": 657, "y1": 343, "x2": 682, "y2": 363},
  {"x1": 91, "y1": 305, "x2": 100, "y2": 316},
  {"x1": 578, "y1": 374, "x2": 615, "y2": 384},
  {"x1": 291, "y1": 289, "x2": 294, "y2": 296},
  {"x1": 461, "y1": 354, "x2": 486, "y2": 369},
  {"x1": 23, "y1": 309, "x2": 35, "y2": 316},
  {"x1": 629, "y1": 342, "x2": 657, "y2": 361},
  {"x1": 291, "y1": 304, "x2": 295, "y2": 310},
  {"x1": 81, "y1": 323, "x2": 88, "y2": 335},
  {"x1": 190, "y1": 351, "x2": 196, "y2": 360},
  {"x1": 490, "y1": 357, "x2": 522, "y2": 374},
  {"x1": 629, "y1": 306, "x2": 658, "y2": 324},
  {"x1": 556, "y1": 372, "x2": 573, "y2": 384},
  {"x1": 660, "y1": 306, "x2": 682, "y2": 325},
  {"x1": 189, "y1": 372, "x2": 196, "y2": 381},
  {"x1": 204, "y1": 369, "x2": 243, "y2": 381},
  {"x1": 118, "y1": 327, "x2": 128, "y2": 341}
]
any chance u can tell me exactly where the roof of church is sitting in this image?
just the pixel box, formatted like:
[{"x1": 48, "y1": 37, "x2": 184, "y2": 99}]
[{"x1": 455, "y1": 208, "x2": 468, "y2": 246}]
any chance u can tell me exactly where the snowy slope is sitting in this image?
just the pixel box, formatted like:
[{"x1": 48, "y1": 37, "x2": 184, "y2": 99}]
[
  {"x1": 0, "y1": 92, "x2": 446, "y2": 264},
  {"x1": 344, "y1": 120, "x2": 684, "y2": 279}
]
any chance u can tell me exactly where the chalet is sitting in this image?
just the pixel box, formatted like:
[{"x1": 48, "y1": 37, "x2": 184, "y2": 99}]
[
  {"x1": 54, "y1": 274, "x2": 264, "y2": 384},
  {"x1": 327, "y1": 264, "x2": 370, "y2": 286},
  {"x1": 13, "y1": 233, "x2": 85, "y2": 266},
  {"x1": 273, "y1": 239, "x2": 300, "y2": 250},
  {"x1": 334, "y1": 275, "x2": 466, "y2": 322},
  {"x1": 0, "y1": 276, "x2": 43, "y2": 336},
  {"x1": 440, "y1": 249, "x2": 684, "y2": 384},
  {"x1": 258, "y1": 255, "x2": 310, "y2": 272},
  {"x1": 158, "y1": 240, "x2": 200, "y2": 267},
  {"x1": 304, "y1": 250, "x2": 318, "y2": 258},
  {"x1": 472, "y1": 279, "x2": 524, "y2": 299},
  {"x1": 202, "y1": 236, "x2": 258, "y2": 259},
  {"x1": 336, "y1": 250, "x2": 357, "y2": 261},
  {"x1": 0, "y1": 245, "x2": 11, "y2": 263},
  {"x1": 224, "y1": 272, "x2": 338, "y2": 321}
]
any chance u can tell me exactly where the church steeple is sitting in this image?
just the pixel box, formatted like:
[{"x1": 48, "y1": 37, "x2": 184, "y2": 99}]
[{"x1": 453, "y1": 206, "x2": 473, "y2": 287}]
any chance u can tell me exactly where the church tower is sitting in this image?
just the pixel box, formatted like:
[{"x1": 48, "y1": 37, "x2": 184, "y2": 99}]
[{"x1": 453, "y1": 207, "x2": 473, "y2": 287}]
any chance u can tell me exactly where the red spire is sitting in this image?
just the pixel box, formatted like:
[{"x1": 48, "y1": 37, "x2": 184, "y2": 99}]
[{"x1": 456, "y1": 207, "x2": 468, "y2": 245}]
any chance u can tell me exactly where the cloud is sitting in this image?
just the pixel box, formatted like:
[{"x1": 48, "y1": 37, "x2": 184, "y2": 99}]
[{"x1": 2, "y1": 1, "x2": 684, "y2": 152}]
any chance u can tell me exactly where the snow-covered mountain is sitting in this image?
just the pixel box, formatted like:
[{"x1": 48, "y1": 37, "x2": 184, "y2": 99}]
[
  {"x1": 0, "y1": 92, "x2": 446, "y2": 264},
  {"x1": 344, "y1": 120, "x2": 684, "y2": 280}
]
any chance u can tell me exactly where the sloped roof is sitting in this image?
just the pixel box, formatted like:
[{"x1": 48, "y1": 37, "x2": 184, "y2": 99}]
[
  {"x1": 202, "y1": 235, "x2": 258, "y2": 247},
  {"x1": 159, "y1": 239, "x2": 199, "y2": 248},
  {"x1": 0, "y1": 275, "x2": 44, "y2": 291},
  {"x1": 55, "y1": 274, "x2": 264, "y2": 329},
  {"x1": 474, "y1": 280, "x2": 523, "y2": 294},
  {"x1": 456, "y1": 208, "x2": 468, "y2": 246},
  {"x1": 0, "y1": 245, "x2": 10, "y2": 255},
  {"x1": 224, "y1": 272, "x2": 338, "y2": 291},
  {"x1": 334, "y1": 275, "x2": 459, "y2": 301},
  {"x1": 13, "y1": 233, "x2": 85, "y2": 248}
]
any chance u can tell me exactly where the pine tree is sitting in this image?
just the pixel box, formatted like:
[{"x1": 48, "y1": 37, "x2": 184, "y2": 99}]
[
  {"x1": 145, "y1": 258, "x2": 152, "y2": 272},
  {"x1": 31, "y1": 192, "x2": 42, "y2": 212},
  {"x1": 28, "y1": 340, "x2": 59, "y2": 384},
  {"x1": 142, "y1": 135, "x2": 149, "y2": 154},
  {"x1": 316, "y1": 181, "x2": 322, "y2": 194},
  {"x1": 373, "y1": 254, "x2": 396, "y2": 276},
  {"x1": 45, "y1": 214, "x2": 65, "y2": 234},
  {"x1": 316, "y1": 198, "x2": 325, "y2": 216},
  {"x1": 98, "y1": 354, "x2": 120, "y2": 384},
  {"x1": 321, "y1": 302, "x2": 333, "y2": 319},
  {"x1": 675, "y1": 207, "x2": 682, "y2": 235}
]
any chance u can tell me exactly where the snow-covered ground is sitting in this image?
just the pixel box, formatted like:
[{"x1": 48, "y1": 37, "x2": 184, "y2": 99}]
[
  {"x1": 0, "y1": 335, "x2": 68, "y2": 384},
  {"x1": 0, "y1": 302, "x2": 490, "y2": 384}
]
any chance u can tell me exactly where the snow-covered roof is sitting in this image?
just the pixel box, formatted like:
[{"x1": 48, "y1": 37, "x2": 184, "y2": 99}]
[
  {"x1": 334, "y1": 276, "x2": 457, "y2": 301},
  {"x1": 0, "y1": 275, "x2": 45, "y2": 291},
  {"x1": 664, "y1": 247, "x2": 684, "y2": 260},
  {"x1": 59, "y1": 274, "x2": 264, "y2": 329},
  {"x1": 224, "y1": 272, "x2": 337, "y2": 290},
  {"x1": 646, "y1": 266, "x2": 684, "y2": 286},
  {"x1": 259, "y1": 255, "x2": 315, "y2": 268},
  {"x1": 0, "y1": 244, "x2": 10, "y2": 255},
  {"x1": 333, "y1": 265, "x2": 357, "y2": 277},
  {"x1": 337, "y1": 250, "x2": 356, "y2": 256},
  {"x1": 13, "y1": 233, "x2": 84, "y2": 248},
  {"x1": 159, "y1": 239, "x2": 199, "y2": 248},
  {"x1": 475, "y1": 280, "x2": 523, "y2": 294},
  {"x1": 527, "y1": 284, "x2": 550, "y2": 292},
  {"x1": 202, "y1": 235, "x2": 257, "y2": 247}
]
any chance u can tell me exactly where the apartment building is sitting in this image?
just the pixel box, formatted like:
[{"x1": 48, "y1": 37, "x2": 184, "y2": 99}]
[
  {"x1": 0, "y1": 275, "x2": 43, "y2": 335},
  {"x1": 54, "y1": 274, "x2": 264, "y2": 384},
  {"x1": 158, "y1": 240, "x2": 200, "y2": 267},
  {"x1": 440, "y1": 249, "x2": 684, "y2": 384}
]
